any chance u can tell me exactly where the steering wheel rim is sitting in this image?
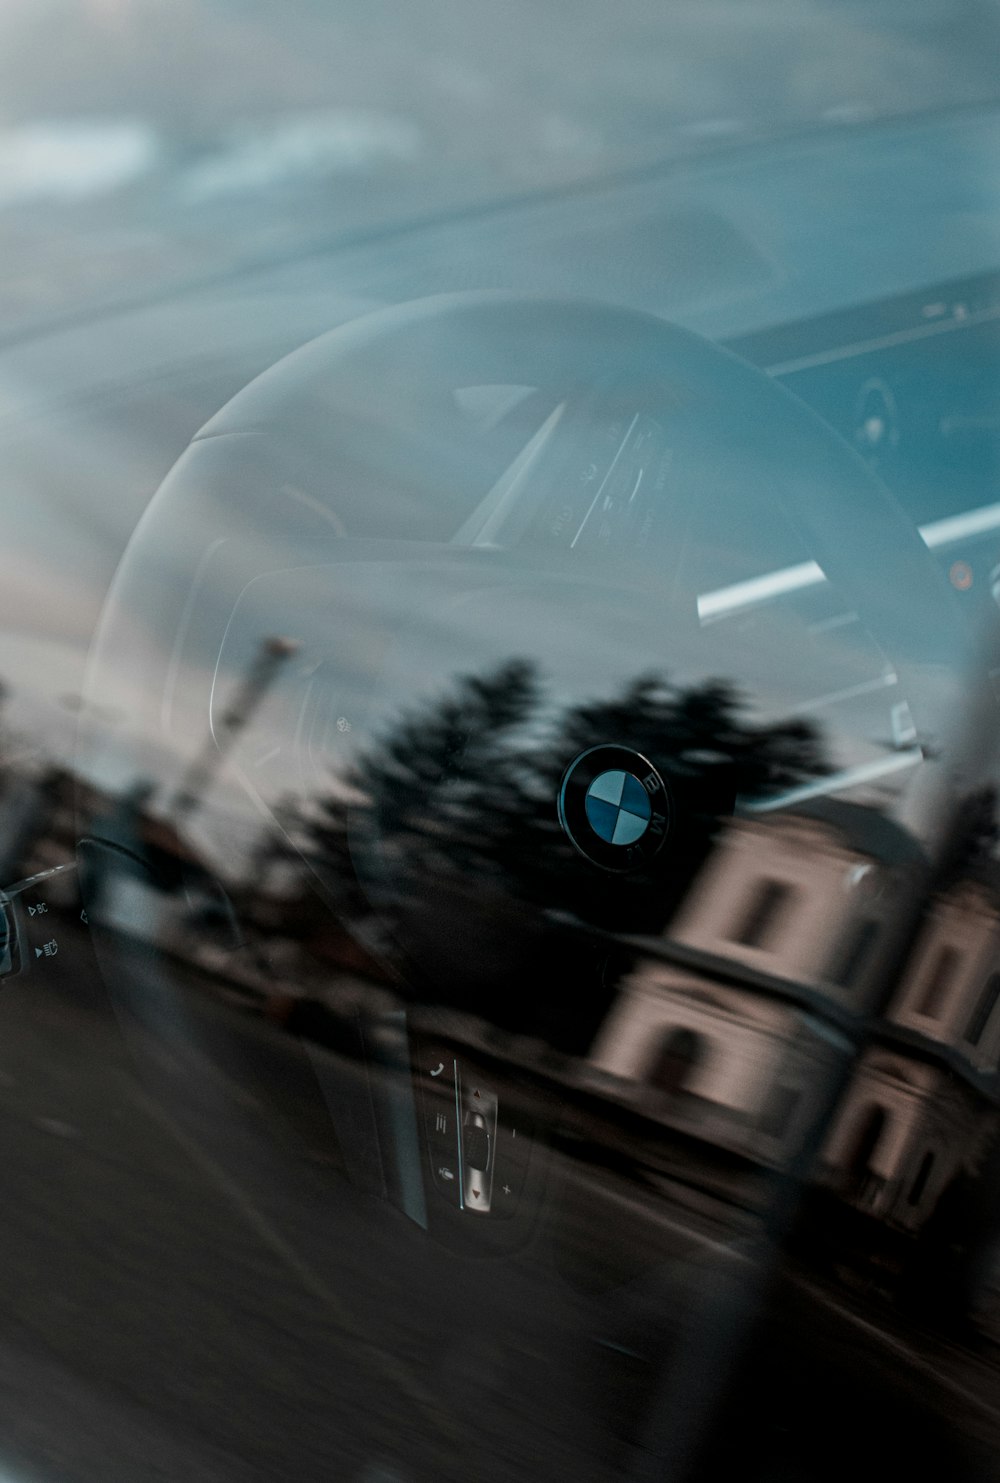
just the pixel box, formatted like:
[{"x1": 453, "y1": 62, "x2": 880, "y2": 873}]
[{"x1": 174, "y1": 289, "x2": 969, "y2": 652}]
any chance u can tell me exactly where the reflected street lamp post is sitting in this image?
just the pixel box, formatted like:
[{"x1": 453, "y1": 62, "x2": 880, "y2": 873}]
[{"x1": 170, "y1": 635, "x2": 300, "y2": 819}]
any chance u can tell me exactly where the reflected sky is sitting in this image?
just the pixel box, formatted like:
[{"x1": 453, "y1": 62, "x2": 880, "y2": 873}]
[{"x1": 0, "y1": 1, "x2": 999, "y2": 332}]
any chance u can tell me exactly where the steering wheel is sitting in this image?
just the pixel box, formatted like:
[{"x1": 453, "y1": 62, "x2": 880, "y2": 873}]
[
  {"x1": 74, "y1": 290, "x2": 993, "y2": 1478},
  {"x1": 78, "y1": 288, "x2": 976, "y2": 1211}
]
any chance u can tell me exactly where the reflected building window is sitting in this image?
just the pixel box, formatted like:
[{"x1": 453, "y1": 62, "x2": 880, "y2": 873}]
[
  {"x1": 647, "y1": 1026, "x2": 705, "y2": 1097},
  {"x1": 907, "y1": 1150, "x2": 935, "y2": 1208},
  {"x1": 760, "y1": 1083, "x2": 801, "y2": 1139},
  {"x1": 966, "y1": 972, "x2": 1000, "y2": 1047},
  {"x1": 917, "y1": 943, "x2": 961, "y2": 1019},
  {"x1": 845, "y1": 1104, "x2": 887, "y2": 1195},
  {"x1": 829, "y1": 916, "x2": 879, "y2": 989},
  {"x1": 731, "y1": 877, "x2": 794, "y2": 951}
]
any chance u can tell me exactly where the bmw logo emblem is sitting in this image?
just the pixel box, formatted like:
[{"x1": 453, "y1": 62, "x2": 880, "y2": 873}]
[{"x1": 558, "y1": 745, "x2": 671, "y2": 872}]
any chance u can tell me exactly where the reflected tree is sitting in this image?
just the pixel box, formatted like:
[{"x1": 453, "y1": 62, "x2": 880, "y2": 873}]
[{"x1": 301, "y1": 660, "x2": 828, "y2": 1046}]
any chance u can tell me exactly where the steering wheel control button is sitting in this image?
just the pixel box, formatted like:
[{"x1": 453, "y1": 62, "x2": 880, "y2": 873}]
[
  {"x1": 462, "y1": 1087, "x2": 498, "y2": 1214},
  {"x1": 422, "y1": 1061, "x2": 463, "y2": 1206},
  {"x1": 558, "y1": 745, "x2": 670, "y2": 872},
  {"x1": 492, "y1": 1118, "x2": 533, "y2": 1218},
  {"x1": 463, "y1": 1116, "x2": 490, "y2": 1172}
]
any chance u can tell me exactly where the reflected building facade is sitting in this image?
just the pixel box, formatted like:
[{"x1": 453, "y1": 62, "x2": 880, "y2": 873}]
[{"x1": 588, "y1": 797, "x2": 1000, "y2": 1301}]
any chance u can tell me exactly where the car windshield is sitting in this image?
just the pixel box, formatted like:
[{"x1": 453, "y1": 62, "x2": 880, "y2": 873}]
[
  {"x1": 8, "y1": 10, "x2": 1000, "y2": 1483},
  {"x1": 2, "y1": 0, "x2": 1000, "y2": 335}
]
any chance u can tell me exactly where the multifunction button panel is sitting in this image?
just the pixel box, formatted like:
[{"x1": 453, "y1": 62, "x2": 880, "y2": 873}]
[
  {"x1": 0, "y1": 864, "x2": 80, "y2": 982},
  {"x1": 417, "y1": 1045, "x2": 545, "y2": 1248}
]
